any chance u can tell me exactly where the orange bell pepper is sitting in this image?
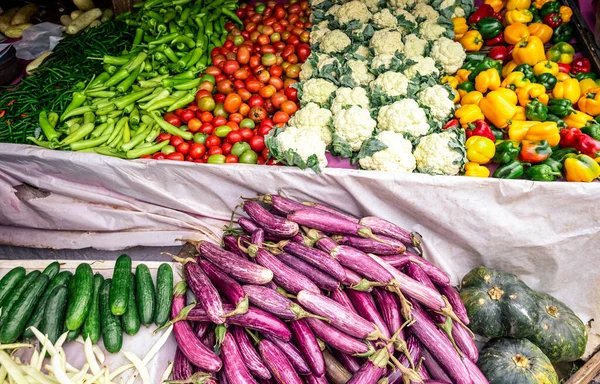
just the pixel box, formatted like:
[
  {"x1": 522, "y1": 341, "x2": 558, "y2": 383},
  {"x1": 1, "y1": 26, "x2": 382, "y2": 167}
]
[
  {"x1": 475, "y1": 68, "x2": 501, "y2": 93},
  {"x1": 459, "y1": 30, "x2": 483, "y2": 52},
  {"x1": 455, "y1": 104, "x2": 485, "y2": 127},
  {"x1": 461, "y1": 91, "x2": 484, "y2": 106},
  {"x1": 508, "y1": 120, "x2": 538, "y2": 141},
  {"x1": 524, "y1": 122, "x2": 560, "y2": 147},
  {"x1": 527, "y1": 22, "x2": 553, "y2": 44},
  {"x1": 485, "y1": 0, "x2": 506, "y2": 12},
  {"x1": 479, "y1": 89, "x2": 518, "y2": 128},
  {"x1": 504, "y1": 23, "x2": 530, "y2": 45},
  {"x1": 456, "y1": 69, "x2": 471, "y2": 84},
  {"x1": 502, "y1": 60, "x2": 519, "y2": 78},
  {"x1": 513, "y1": 105, "x2": 527, "y2": 120},
  {"x1": 577, "y1": 87, "x2": 600, "y2": 116},
  {"x1": 559, "y1": 5, "x2": 573, "y2": 23}
]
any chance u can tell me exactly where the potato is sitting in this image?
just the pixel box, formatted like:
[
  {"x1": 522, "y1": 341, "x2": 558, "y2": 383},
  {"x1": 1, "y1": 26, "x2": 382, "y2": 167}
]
[
  {"x1": 73, "y1": 0, "x2": 95, "y2": 11},
  {"x1": 11, "y1": 4, "x2": 38, "y2": 26},
  {"x1": 101, "y1": 8, "x2": 113, "y2": 22},
  {"x1": 88, "y1": 19, "x2": 100, "y2": 28},
  {"x1": 71, "y1": 10, "x2": 83, "y2": 20},
  {"x1": 60, "y1": 14, "x2": 73, "y2": 26},
  {"x1": 5, "y1": 23, "x2": 32, "y2": 38},
  {"x1": 26, "y1": 51, "x2": 53, "y2": 75},
  {"x1": 66, "y1": 8, "x2": 102, "y2": 35},
  {"x1": 0, "y1": 8, "x2": 19, "y2": 33}
]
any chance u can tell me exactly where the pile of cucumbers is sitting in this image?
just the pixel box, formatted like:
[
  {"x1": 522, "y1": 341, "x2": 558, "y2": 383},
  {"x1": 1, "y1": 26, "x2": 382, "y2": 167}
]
[{"x1": 0, "y1": 255, "x2": 173, "y2": 354}]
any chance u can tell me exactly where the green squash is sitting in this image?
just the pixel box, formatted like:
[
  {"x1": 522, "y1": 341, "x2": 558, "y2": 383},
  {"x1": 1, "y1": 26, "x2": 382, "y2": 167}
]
[
  {"x1": 477, "y1": 338, "x2": 559, "y2": 384},
  {"x1": 460, "y1": 266, "x2": 538, "y2": 338},
  {"x1": 528, "y1": 292, "x2": 588, "y2": 362}
]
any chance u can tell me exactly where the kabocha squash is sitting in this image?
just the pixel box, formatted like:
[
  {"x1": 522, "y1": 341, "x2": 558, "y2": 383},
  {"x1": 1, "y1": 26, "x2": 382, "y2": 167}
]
[
  {"x1": 528, "y1": 292, "x2": 587, "y2": 362},
  {"x1": 477, "y1": 338, "x2": 559, "y2": 384},
  {"x1": 460, "y1": 267, "x2": 538, "y2": 338}
]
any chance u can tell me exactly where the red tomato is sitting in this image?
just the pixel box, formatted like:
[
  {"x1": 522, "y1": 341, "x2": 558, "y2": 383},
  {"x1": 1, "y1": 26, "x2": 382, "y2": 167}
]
[
  {"x1": 229, "y1": 113, "x2": 243, "y2": 124},
  {"x1": 206, "y1": 135, "x2": 221, "y2": 147},
  {"x1": 273, "y1": 41, "x2": 285, "y2": 51},
  {"x1": 270, "y1": 65, "x2": 283, "y2": 77},
  {"x1": 212, "y1": 116, "x2": 228, "y2": 127},
  {"x1": 249, "y1": 107, "x2": 267, "y2": 122},
  {"x1": 259, "y1": 85, "x2": 276, "y2": 98},
  {"x1": 262, "y1": 147, "x2": 270, "y2": 159},
  {"x1": 256, "y1": 69, "x2": 270, "y2": 83},
  {"x1": 296, "y1": 44, "x2": 310, "y2": 62},
  {"x1": 281, "y1": 45, "x2": 295, "y2": 60},
  {"x1": 214, "y1": 93, "x2": 226, "y2": 104},
  {"x1": 215, "y1": 74, "x2": 227, "y2": 82},
  {"x1": 239, "y1": 103, "x2": 250, "y2": 117},
  {"x1": 285, "y1": 64, "x2": 300, "y2": 78},
  {"x1": 216, "y1": 79, "x2": 234, "y2": 94},
  {"x1": 271, "y1": 92, "x2": 287, "y2": 108},
  {"x1": 167, "y1": 152, "x2": 185, "y2": 161},
  {"x1": 157, "y1": 133, "x2": 172, "y2": 142},
  {"x1": 205, "y1": 66, "x2": 222, "y2": 77},
  {"x1": 199, "y1": 111, "x2": 214, "y2": 123},
  {"x1": 200, "y1": 122, "x2": 214, "y2": 135},
  {"x1": 249, "y1": 135, "x2": 265, "y2": 152},
  {"x1": 238, "y1": 88, "x2": 252, "y2": 101},
  {"x1": 196, "y1": 89, "x2": 212, "y2": 101},
  {"x1": 249, "y1": 55, "x2": 261, "y2": 68},
  {"x1": 198, "y1": 81, "x2": 214, "y2": 92},
  {"x1": 212, "y1": 54, "x2": 226, "y2": 67},
  {"x1": 190, "y1": 143, "x2": 206, "y2": 159},
  {"x1": 180, "y1": 109, "x2": 195, "y2": 123},
  {"x1": 163, "y1": 113, "x2": 181, "y2": 127},
  {"x1": 246, "y1": 79, "x2": 262, "y2": 93},
  {"x1": 248, "y1": 95, "x2": 265, "y2": 108},
  {"x1": 152, "y1": 152, "x2": 166, "y2": 160},
  {"x1": 177, "y1": 142, "x2": 190, "y2": 156},
  {"x1": 223, "y1": 60, "x2": 241, "y2": 75},
  {"x1": 224, "y1": 93, "x2": 243, "y2": 113},
  {"x1": 299, "y1": 31, "x2": 310, "y2": 44},
  {"x1": 236, "y1": 46, "x2": 250, "y2": 64},
  {"x1": 268, "y1": 76, "x2": 283, "y2": 90},
  {"x1": 208, "y1": 146, "x2": 224, "y2": 156},
  {"x1": 226, "y1": 121, "x2": 240, "y2": 131},
  {"x1": 170, "y1": 136, "x2": 184, "y2": 147},
  {"x1": 225, "y1": 154, "x2": 239, "y2": 163},
  {"x1": 174, "y1": 109, "x2": 184, "y2": 117},
  {"x1": 227, "y1": 130, "x2": 244, "y2": 143},
  {"x1": 264, "y1": 98, "x2": 276, "y2": 115},
  {"x1": 280, "y1": 100, "x2": 298, "y2": 115},
  {"x1": 222, "y1": 142, "x2": 233, "y2": 155},
  {"x1": 198, "y1": 96, "x2": 216, "y2": 112},
  {"x1": 234, "y1": 68, "x2": 249, "y2": 81},
  {"x1": 240, "y1": 128, "x2": 254, "y2": 142},
  {"x1": 188, "y1": 118, "x2": 202, "y2": 132},
  {"x1": 273, "y1": 111, "x2": 290, "y2": 124},
  {"x1": 284, "y1": 87, "x2": 298, "y2": 102},
  {"x1": 260, "y1": 45, "x2": 276, "y2": 55}
]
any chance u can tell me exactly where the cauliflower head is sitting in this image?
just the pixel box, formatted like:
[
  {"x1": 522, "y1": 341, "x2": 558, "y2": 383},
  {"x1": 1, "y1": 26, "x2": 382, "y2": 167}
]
[
  {"x1": 452, "y1": 6, "x2": 466, "y2": 18},
  {"x1": 301, "y1": 78, "x2": 338, "y2": 105},
  {"x1": 359, "y1": 131, "x2": 416, "y2": 172},
  {"x1": 363, "y1": 0, "x2": 384, "y2": 12},
  {"x1": 388, "y1": 0, "x2": 417, "y2": 10},
  {"x1": 333, "y1": 106, "x2": 377, "y2": 151},
  {"x1": 276, "y1": 126, "x2": 329, "y2": 169},
  {"x1": 370, "y1": 71, "x2": 410, "y2": 97},
  {"x1": 320, "y1": 29, "x2": 351, "y2": 54},
  {"x1": 419, "y1": 20, "x2": 447, "y2": 41},
  {"x1": 331, "y1": 87, "x2": 371, "y2": 115},
  {"x1": 300, "y1": 54, "x2": 340, "y2": 81},
  {"x1": 352, "y1": 45, "x2": 372, "y2": 59},
  {"x1": 344, "y1": 60, "x2": 375, "y2": 87},
  {"x1": 310, "y1": 21, "x2": 331, "y2": 45},
  {"x1": 326, "y1": 4, "x2": 341, "y2": 18},
  {"x1": 377, "y1": 99, "x2": 430, "y2": 137},
  {"x1": 370, "y1": 29, "x2": 404, "y2": 55},
  {"x1": 370, "y1": 53, "x2": 394, "y2": 72},
  {"x1": 403, "y1": 34, "x2": 429, "y2": 58},
  {"x1": 372, "y1": 8, "x2": 398, "y2": 29},
  {"x1": 288, "y1": 102, "x2": 334, "y2": 144},
  {"x1": 404, "y1": 56, "x2": 440, "y2": 79},
  {"x1": 336, "y1": 1, "x2": 372, "y2": 25},
  {"x1": 413, "y1": 4, "x2": 439, "y2": 19},
  {"x1": 430, "y1": 37, "x2": 466, "y2": 74},
  {"x1": 413, "y1": 130, "x2": 466, "y2": 175},
  {"x1": 418, "y1": 85, "x2": 455, "y2": 120}
]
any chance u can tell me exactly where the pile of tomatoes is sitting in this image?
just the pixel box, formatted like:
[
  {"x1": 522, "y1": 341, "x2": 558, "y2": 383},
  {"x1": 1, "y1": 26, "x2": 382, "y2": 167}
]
[{"x1": 152, "y1": 0, "x2": 311, "y2": 164}]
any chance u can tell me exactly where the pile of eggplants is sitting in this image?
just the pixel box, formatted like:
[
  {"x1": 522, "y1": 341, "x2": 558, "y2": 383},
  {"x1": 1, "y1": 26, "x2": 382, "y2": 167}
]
[{"x1": 168, "y1": 193, "x2": 487, "y2": 384}]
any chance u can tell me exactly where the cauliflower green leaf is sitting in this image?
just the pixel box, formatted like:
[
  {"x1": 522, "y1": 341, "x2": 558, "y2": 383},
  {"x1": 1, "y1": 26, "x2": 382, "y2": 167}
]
[
  {"x1": 265, "y1": 127, "x2": 323, "y2": 173},
  {"x1": 352, "y1": 137, "x2": 388, "y2": 164},
  {"x1": 331, "y1": 132, "x2": 354, "y2": 158}
]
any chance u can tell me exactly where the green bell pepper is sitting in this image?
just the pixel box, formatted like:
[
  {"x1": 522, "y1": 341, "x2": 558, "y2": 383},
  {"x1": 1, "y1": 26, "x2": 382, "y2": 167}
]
[
  {"x1": 581, "y1": 122, "x2": 600, "y2": 141},
  {"x1": 541, "y1": 157, "x2": 563, "y2": 173},
  {"x1": 525, "y1": 100, "x2": 549, "y2": 121},
  {"x1": 492, "y1": 140, "x2": 521, "y2": 164},
  {"x1": 491, "y1": 126, "x2": 505, "y2": 141},
  {"x1": 547, "y1": 98, "x2": 576, "y2": 118},
  {"x1": 493, "y1": 160, "x2": 526, "y2": 179},
  {"x1": 530, "y1": 6, "x2": 542, "y2": 23},
  {"x1": 513, "y1": 64, "x2": 536, "y2": 82},
  {"x1": 457, "y1": 81, "x2": 475, "y2": 93},
  {"x1": 540, "y1": 1, "x2": 561, "y2": 17},
  {"x1": 476, "y1": 17, "x2": 503, "y2": 40},
  {"x1": 465, "y1": 53, "x2": 487, "y2": 62},
  {"x1": 524, "y1": 164, "x2": 562, "y2": 181},
  {"x1": 468, "y1": 57, "x2": 503, "y2": 82},
  {"x1": 575, "y1": 72, "x2": 597, "y2": 81},
  {"x1": 463, "y1": 60, "x2": 480, "y2": 72},
  {"x1": 546, "y1": 42, "x2": 575, "y2": 64},
  {"x1": 550, "y1": 147, "x2": 577, "y2": 162},
  {"x1": 551, "y1": 23, "x2": 574, "y2": 43},
  {"x1": 545, "y1": 114, "x2": 567, "y2": 128},
  {"x1": 536, "y1": 73, "x2": 557, "y2": 90}
]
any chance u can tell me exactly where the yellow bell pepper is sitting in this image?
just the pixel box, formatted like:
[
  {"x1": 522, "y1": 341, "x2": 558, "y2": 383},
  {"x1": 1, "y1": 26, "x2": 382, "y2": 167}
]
[
  {"x1": 455, "y1": 104, "x2": 485, "y2": 127},
  {"x1": 502, "y1": 60, "x2": 519, "y2": 78},
  {"x1": 533, "y1": 0, "x2": 552, "y2": 8},
  {"x1": 527, "y1": 22, "x2": 553, "y2": 44},
  {"x1": 513, "y1": 105, "x2": 527, "y2": 120},
  {"x1": 452, "y1": 17, "x2": 469, "y2": 41},
  {"x1": 506, "y1": 0, "x2": 530, "y2": 10},
  {"x1": 524, "y1": 122, "x2": 560, "y2": 146},
  {"x1": 479, "y1": 90, "x2": 518, "y2": 128},
  {"x1": 461, "y1": 91, "x2": 484, "y2": 106},
  {"x1": 556, "y1": 72, "x2": 570, "y2": 82},
  {"x1": 441, "y1": 76, "x2": 458, "y2": 90},
  {"x1": 504, "y1": 23, "x2": 530, "y2": 45},
  {"x1": 516, "y1": 83, "x2": 549, "y2": 107},
  {"x1": 485, "y1": 0, "x2": 506, "y2": 12},
  {"x1": 456, "y1": 69, "x2": 471, "y2": 84},
  {"x1": 533, "y1": 60, "x2": 559, "y2": 76},
  {"x1": 475, "y1": 68, "x2": 501, "y2": 93},
  {"x1": 508, "y1": 120, "x2": 538, "y2": 141},
  {"x1": 578, "y1": 88, "x2": 600, "y2": 116},
  {"x1": 512, "y1": 36, "x2": 545, "y2": 66},
  {"x1": 552, "y1": 78, "x2": 581, "y2": 104},
  {"x1": 501, "y1": 71, "x2": 530, "y2": 90},
  {"x1": 563, "y1": 110, "x2": 593, "y2": 128},
  {"x1": 495, "y1": 87, "x2": 519, "y2": 105},
  {"x1": 466, "y1": 136, "x2": 496, "y2": 164},
  {"x1": 459, "y1": 30, "x2": 483, "y2": 52},
  {"x1": 559, "y1": 5, "x2": 573, "y2": 23},
  {"x1": 579, "y1": 78, "x2": 600, "y2": 94},
  {"x1": 464, "y1": 162, "x2": 491, "y2": 177},
  {"x1": 504, "y1": 9, "x2": 533, "y2": 25},
  {"x1": 565, "y1": 154, "x2": 600, "y2": 182}
]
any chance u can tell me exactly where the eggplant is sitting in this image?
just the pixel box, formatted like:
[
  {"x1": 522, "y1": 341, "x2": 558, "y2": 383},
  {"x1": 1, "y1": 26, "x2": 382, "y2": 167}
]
[
  {"x1": 453, "y1": 322, "x2": 478, "y2": 363},
  {"x1": 301, "y1": 201, "x2": 360, "y2": 223},
  {"x1": 252, "y1": 228, "x2": 265, "y2": 245},
  {"x1": 437, "y1": 284, "x2": 470, "y2": 325},
  {"x1": 333, "y1": 350, "x2": 363, "y2": 374},
  {"x1": 244, "y1": 201, "x2": 299, "y2": 237},
  {"x1": 305, "y1": 318, "x2": 371, "y2": 356},
  {"x1": 281, "y1": 241, "x2": 347, "y2": 281},
  {"x1": 379, "y1": 254, "x2": 450, "y2": 287},
  {"x1": 373, "y1": 288, "x2": 404, "y2": 339},
  {"x1": 346, "y1": 290, "x2": 391, "y2": 340},
  {"x1": 306, "y1": 374, "x2": 329, "y2": 384},
  {"x1": 358, "y1": 216, "x2": 420, "y2": 251},
  {"x1": 462, "y1": 355, "x2": 488, "y2": 384},
  {"x1": 199, "y1": 241, "x2": 273, "y2": 284},
  {"x1": 199, "y1": 259, "x2": 249, "y2": 316},
  {"x1": 278, "y1": 252, "x2": 340, "y2": 291},
  {"x1": 421, "y1": 348, "x2": 451, "y2": 383},
  {"x1": 254, "y1": 248, "x2": 320, "y2": 294},
  {"x1": 259, "y1": 339, "x2": 304, "y2": 384},
  {"x1": 222, "y1": 332, "x2": 259, "y2": 384},
  {"x1": 288, "y1": 209, "x2": 380, "y2": 240},
  {"x1": 265, "y1": 334, "x2": 311, "y2": 375},
  {"x1": 243, "y1": 284, "x2": 320, "y2": 320},
  {"x1": 223, "y1": 235, "x2": 250, "y2": 259},
  {"x1": 183, "y1": 261, "x2": 225, "y2": 324},
  {"x1": 290, "y1": 319, "x2": 325, "y2": 377},
  {"x1": 330, "y1": 246, "x2": 394, "y2": 283},
  {"x1": 347, "y1": 348, "x2": 389, "y2": 384},
  {"x1": 231, "y1": 326, "x2": 271, "y2": 380},
  {"x1": 322, "y1": 348, "x2": 352, "y2": 384},
  {"x1": 336, "y1": 235, "x2": 406, "y2": 255},
  {"x1": 195, "y1": 322, "x2": 211, "y2": 340},
  {"x1": 387, "y1": 335, "x2": 422, "y2": 384},
  {"x1": 330, "y1": 288, "x2": 359, "y2": 315},
  {"x1": 258, "y1": 194, "x2": 307, "y2": 215},
  {"x1": 173, "y1": 347, "x2": 193, "y2": 381}
]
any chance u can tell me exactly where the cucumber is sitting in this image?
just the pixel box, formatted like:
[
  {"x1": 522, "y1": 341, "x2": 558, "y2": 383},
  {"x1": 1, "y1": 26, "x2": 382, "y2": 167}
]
[
  {"x1": 0, "y1": 267, "x2": 26, "y2": 306},
  {"x1": 82, "y1": 273, "x2": 104, "y2": 343},
  {"x1": 0, "y1": 270, "x2": 41, "y2": 327},
  {"x1": 41, "y1": 285, "x2": 69, "y2": 344},
  {"x1": 100, "y1": 279, "x2": 123, "y2": 353},
  {"x1": 67, "y1": 326, "x2": 80, "y2": 341},
  {"x1": 0, "y1": 274, "x2": 50, "y2": 343},
  {"x1": 23, "y1": 271, "x2": 72, "y2": 340},
  {"x1": 110, "y1": 254, "x2": 132, "y2": 316},
  {"x1": 154, "y1": 263, "x2": 173, "y2": 327},
  {"x1": 121, "y1": 273, "x2": 140, "y2": 336},
  {"x1": 135, "y1": 264, "x2": 155, "y2": 326},
  {"x1": 42, "y1": 261, "x2": 61, "y2": 280},
  {"x1": 66, "y1": 263, "x2": 93, "y2": 331}
]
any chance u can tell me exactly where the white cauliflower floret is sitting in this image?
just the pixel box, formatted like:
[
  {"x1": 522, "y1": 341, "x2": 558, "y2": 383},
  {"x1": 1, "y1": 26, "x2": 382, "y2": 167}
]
[
  {"x1": 413, "y1": 4, "x2": 439, "y2": 19},
  {"x1": 333, "y1": 106, "x2": 377, "y2": 151},
  {"x1": 370, "y1": 54, "x2": 394, "y2": 72},
  {"x1": 345, "y1": 60, "x2": 375, "y2": 87},
  {"x1": 430, "y1": 37, "x2": 466, "y2": 74},
  {"x1": 363, "y1": 0, "x2": 383, "y2": 12},
  {"x1": 372, "y1": 9, "x2": 398, "y2": 28},
  {"x1": 276, "y1": 126, "x2": 329, "y2": 168},
  {"x1": 300, "y1": 60, "x2": 315, "y2": 81},
  {"x1": 300, "y1": 54, "x2": 340, "y2": 81},
  {"x1": 404, "y1": 56, "x2": 439, "y2": 78},
  {"x1": 370, "y1": 29, "x2": 404, "y2": 55},
  {"x1": 377, "y1": 99, "x2": 430, "y2": 137},
  {"x1": 370, "y1": 71, "x2": 410, "y2": 97},
  {"x1": 413, "y1": 130, "x2": 465, "y2": 175},
  {"x1": 301, "y1": 78, "x2": 338, "y2": 105},
  {"x1": 310, "y1": 21, "x2": 330, "y2": 45},
  {"x1": 336, "y1": 1, "x2": 372, "y2": 25},
  {"x1": 453, "y1": 6, "x2": 466, "y2": 18},
  {"x1": 403, "y1": 34, "x2": 428, "y2": 58},
  {"x1": 326, "y1": 4, "x2": 341, "y2": 18},
  {"x1": 311, "y1": 0, "x2": 327, "y2": 7},
  {"x1": 419, "y1": 20, "x2": 447, "y2": 41},
  {"x1": 288, "y1": 102, "x2": 333, "y2": 143},
  {"x1": 352, "y1": 45, "x2": 372, "y2": 59},
  {"x1": 320, "y1": 29, "x2": 351, "y2": 54},
  {"x1": 331, "y1": 87, "x2": 371, "y2": 115},
  {"x1": 359, "y1": 131, "x2": 416, "y2": 172},
  {"x1": 418, "y1": 85, "x2": 455, "y2": 120},
  {"x1": 388, "y1": 0, "x2": 416, "y2": 10}
]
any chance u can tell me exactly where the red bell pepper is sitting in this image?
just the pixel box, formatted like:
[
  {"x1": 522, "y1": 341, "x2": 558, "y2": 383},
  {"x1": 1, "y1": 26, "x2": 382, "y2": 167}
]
[
  {"x1": 466, "y1": 119, "x2": 496, "y2": 142},
  {"x1": 542, "y1": 13, "x2": 562, "y2": 28},
  {"x1": 575, "y1": 133, "x2": 600, "y2": 157},
  {"x1": 507, "y1": 45, "x2": 515, "y2": 57},
  {"x1": 557, "y1": 63, "x2": 571, "y2": 73},
  {"x1": 559, "y1": 127, "x2": 582, "y2": 148},
  {"x1": 491, "y1": 11, "x2": 503, "y2": 22},
  {"x1": 469, "y1": 4, "x2": 495, "y2": 24},
  {"x1": 443, "y1": 119, "x2": 460, "y2": 130},
  {"x1": 488, "y1": 45, "x2": 508, "y2": 63},
  {"x1": 571, "y1": 58, "x2": 591, "y2": 74},
  {"x1": 485, "y1": 32, "x2": 504, "y2": 46}
]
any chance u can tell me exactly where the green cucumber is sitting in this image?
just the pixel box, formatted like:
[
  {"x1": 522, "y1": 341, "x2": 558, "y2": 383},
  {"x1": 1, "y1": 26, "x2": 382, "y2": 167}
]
[
  {"x1": 0, "y1": 270, "x2": 41, "y2": 327},
  {"x1": 0, "y1": 267, "x2": 26, "y2": 307},
  {"x1": 0, "y1": 273, "x2": 50, "y2": 343},
  {"x1": 66, "y1": 263, "x2": 93, "y2": 331},
  {"x1": 135, "y1": 264, "x2": 155, "y2": 326},
  {"x1": 121, "y1": 273, "x2": 140, "y2": 336},
  {"x1": 66, "y1": 326, "x2": 80, "y2": 341},
  {"x1": 41, "y1": 285, "x2": 69, "y2": 344},
  {"x1": 154, "y1": 263, "x2": 173, "y2": 327},
  {"x1": 42, "y1": 261, "x2": 61, "y2": 280},
  {"x1": 110, "y1": 254, "x2": 132, "y2": 316},
  {"x1": 100, "y1": 279, "x2": 123, "y2": 353},
  {"x1": 23, "y1": 271, "x2": 72, "y2": 340},
  {"x1": 82, "y1": 273, "x2": 104, "y2": 343}
]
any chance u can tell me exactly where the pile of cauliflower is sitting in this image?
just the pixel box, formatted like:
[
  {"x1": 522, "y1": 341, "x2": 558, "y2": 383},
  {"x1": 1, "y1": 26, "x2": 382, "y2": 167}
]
[{"x1": 268, "y1": 0, "x2": 473, "y2": 175}]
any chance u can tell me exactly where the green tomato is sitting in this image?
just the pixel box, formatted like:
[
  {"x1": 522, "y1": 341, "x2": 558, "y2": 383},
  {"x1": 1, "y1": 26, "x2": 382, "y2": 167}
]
[
  {"x1": 194, "y1": 132, "x2": 207, "y2": 144},
  {"x1": 239, "y1": 149, "x2": 258, "y2": 164},
  {"x1": 240, "y1": 118, "x2": 255, "y2": 130},
  {"x1": 199, "y1": 74, "x2": 216, "y2": 85},
  {"x1": 213, "y1": 103, "x2": 229, "y2": 118},
  {"x1": 255, "y1": 3, "x2": 266, "y2": 14},
  {"x1": 207, "y1": 154, "x2": 226, "y2": 164},
  {"x1": 214, "y1": 125, "x2": 232, "y2": 138},
  {"x1": 161, "y1": 145, "x2": 176, "y2": 155},
  {"x1": 233, "y1": 36, "x2": 245, "y2": 46},
  {"x1": 231, "y1": 142, "x2": 251, "y2": 157}
]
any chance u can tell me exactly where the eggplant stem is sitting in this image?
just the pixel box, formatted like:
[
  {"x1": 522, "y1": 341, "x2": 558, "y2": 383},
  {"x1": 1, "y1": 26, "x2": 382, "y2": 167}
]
[
  {"x1": 237, "y1": 237, "x2": 250, "y2": 254},
  {"x1": 175, "y1": 238, "x2": 201, "y2": 247},
  {"x1": 223, "y1": 296, "x2": 249, "y2": 318},
  {"x1": 162, "y1": 252, "x2": 195, "y2": 265},
  {"x1": 153, "y1": 303, "x2": 195, "y2": 334},
  {"x1": 388, "y1": 285, "x2": 414, "y2": 324},
  {"x1": 245, "y1": 329, "x2": 262, "y2": 345},
  {"x1": 164, "y1": 372, "x2": 213, "y2": 383},
  {"x1": 436, "y1": 296, "x2": 474, "y2": 338},
  {"x1": 388, "y1": 354, "x2": 424, "y2": 384},
  {"x1": 436, "y1": 316, "x2": 464, "y2": 359},
  {"x1": 391, "y1": 320, "x2": 415, "y2": 369}
]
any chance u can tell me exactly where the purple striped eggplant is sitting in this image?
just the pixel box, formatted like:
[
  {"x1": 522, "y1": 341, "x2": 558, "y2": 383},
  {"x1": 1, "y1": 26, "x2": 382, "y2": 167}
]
[
  {"x1": 305, "y1": 318, "x2": 372, "y2": 356},
  {"x1": 404, "y1": 262, "x2": 436, "y2": 291},
  {"x1": 462, "y1": 356, "x2": 488, "y2": 384},
  {"x1": 333, "y1": 350, "x2": 363, "y2": 374},
  {"x1": 231, "y1": 326, "x2": 272, "y2": 380},
  {"x1": 222, "y1": 332, "x2": 259, "y2": 384},
  {"x1": 239, "y1": 217, "x2": 261, "y2": 233},
  {"x1": 183, "y1": 261, "x2": 225, "y2": 324},
  {"x1": 288, "y1": 209, "x2": 381, "y2": 241},
  {"x1": 279, "y1": 241, "x2": 346, "y2": 281},
  {"x1": 297, "y1": 290, "x2": 384, "y2": 340},
  {"x1": 306, "y1": 374, "x2": 329, "y2": 384},
  {"x1": 345, "y1": 290, "x2": 391, "y2": 340},
  {"x1": 252, "y1": 228, "x2": 265, "y2": 244},
  {"x1": 171, "y1": 282, "x2": 222, "y2": 372},
  {"x1": 419, "y1": 364, "x2": 431, "y2": 380},
  {"x1": 173, "y1": 347, "x2": 193, "y2": 381},
  {"x1": 278, "y1": 252, "x2": 340, "y2": 291},
  {"x1": 186, "y1": 304, "x2": 292, "y2": 341},
  {"x1": 244, "y1": 201, "x2": 299, "y2": 237},
  {"x1": 373, "y1": 289, "x2": 403, "y2": 339},
  {"x1": 240, "y1": 217, "x2": 307, "y2": 244},
  {"x1": 452, "y1": 322, "x2": 478, "y2": 363},
  {"x1": 330, "y1": 246, "x2": 394, "y2": 284},
  {"x1": 322, "y1": 348, "x2": 352, "y2": 384},
  {"x1": 242, "y1": 285, "x2": 323, "y2": 321},
  {"x1": 336, "y1": 235, "x2": 406, "y2": 255},
  {"x1": 421, "y1": 349, "x2": 451, "y2": 383},
  {"x1": 437, "y1": 284, "x2": 469, "y2": 325},
  {"x1": 339, "y1": 269, "x2": 385, "y2": 292},
  {"x1": 311, "y1": 231, "x2": 338, "y2": 253},
  {"x1": 301, "y1": 201, "x2": 360, "y2": 223},
  {"x1": 199, "y1": 241, "x2": 273, "y2": 285},
  {"x1": 330, "y1": 289, "x2": 358, "y2": 315},
  {"x1": 195, "y1": 322, "x2": 212, "y2": 340},
  {"x1": 265, "y1": 334, "x2": 311, "y2": 375},
  {"x1": 223, "y1": 235, "x2": 250, "y2": 259},
  {"x1": 199, "y1": 259, "x2": 248, "y2": 317},
  {"x1": 259, "y1": 339, "x2": 303, "y2": 384},
  {"x1": 290, "y1": 319, "x2": 325, "y2": 377},
  {"x1": 379, "y1": 254, "x2": 450, "y2": 287},
  {"x1": 387, "y1": 335, "x2": 422, "y2": 384},
  {"x1": 358, "y1": 217, "x2": 421, "y2": 251},
  {"x1": 347, "y1": 348, "x2": 389, "y2": 384},
  {"x1": 202, "y1": 328, "x2": 216, "y2": 350},
  {"x1": 254, "y1": 248, "x2": 320, "y2": 294},
  {"x1": 257, "y1": 194, "x2": 307, "y2": 215}
]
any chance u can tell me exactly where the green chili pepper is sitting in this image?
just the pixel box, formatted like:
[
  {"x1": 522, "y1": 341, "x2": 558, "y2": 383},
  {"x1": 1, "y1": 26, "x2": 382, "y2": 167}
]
[
  {"x1": 167, "y1": 93, "x2": 196, "y2": 112},
  {"x1": 513, "y1": 64, "x2": 536, "y2": 82},
  {"x1": 150, "y1": 33, "x2": 180, "y2": 47},
  {"x1": 493, "y1": 160, "x2": 527, "y2": 179},
  {"x1": 104, "y1": 68, "x2": 130, "y2": 88},
  {"x1": 48, "y1": 112, "x2": 59, "y2": 129},
  {"x1": 38, "y1": 111, "x2": 60, "y2": 142},
  {"x1": 126, "y1": 139, "x2": 170, "y2": 159},
  {"x1": 140, "y1": 89, "x2": 171, "y2": 110},
  {"x1": 541, "y1": 157, "x2": 563, "y2": 173},
  {"x1": 525, "y1": 99, "x2": 548, "y2": 121},
  {"x1": 92, "y1": 118, "x2": 114, "y2": 138},
  {"x1": 130, "y1": 108, "x2": 141, "y2": 127},
  {"x1": 550, "y1": 147, "x2": 577, "y2": 162},
  {"x1": 493, "y1": 140, "x2": 521, "y2": 164},
  {"x1": 60, "y1": 123, "x2": 96, "y2": 146},
  {"x1": 27, "y1": 137, "x2": 55, "y2": 149},
  {"x1": 61, "y1": 106, "x2": 95, "y2": 122},
  {"x1": 103, "y1": 64, "x2": 117, "y2": 75},
  {"x1": 70, "y1": 132, "x2": 112, "y2": 151},
  {"x1": 536, "y1": 73, "x2": 557, "y2": 90},
  {"x1": 524, "y1": 164, "x2": 562, "y2": 181},
  {"x1": 173, "y1": 78, "x2": 201, "y2": 90},
  {"x1": 114, "y1": 89, "x2": 154, "y2": 111},
  {"x1": 94, "y1": 146, "x2": 129, "y2": 159},
  {"x1": 102, "y1": 55, "x2": 131, "y2": 66},
  {"x1": 547, "y1": 98, "x2": 576, "y2": 118},
  {"x1": 83, "y1": 112, "x2": 96, "y2": 125},
  {"x1": 551, "y1": 23, "x2": 573, "y2": 43},
  {"x1": 60, "y1": 92, "x2": 88, "y2": 122},
  {"x1": 145, "y1": 125, "x2": 160, "y2": 143},
  {"x1": 172, "y1": 35, "x2": 196, "y2": 49},
  {"x1": 221, "y1": 7, "x2": 243, "y2": 25},
  {"x1": 150, "y1": 111, "x2": 193, "y2": 140},
  {"x1": 89, "y1": 72, "x2": 111, "y2": 88},
  {"x1": 108, "y1": 110, "x2": 123, "y2": 118},
  {"x1": 121, "y1": 125, "x2": 151, "y2": 152}
]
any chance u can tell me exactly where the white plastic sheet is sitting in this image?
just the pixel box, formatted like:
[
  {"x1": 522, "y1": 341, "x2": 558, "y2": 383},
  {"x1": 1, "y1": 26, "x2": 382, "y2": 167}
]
[{"x1": 0, "y1": 143, "x2": 599, "y2": 357}]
